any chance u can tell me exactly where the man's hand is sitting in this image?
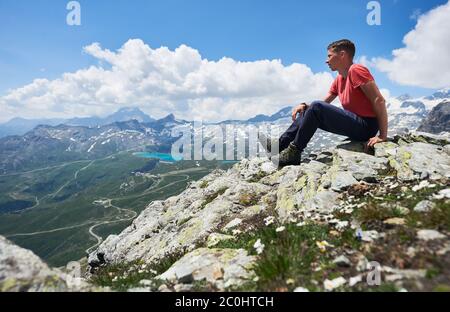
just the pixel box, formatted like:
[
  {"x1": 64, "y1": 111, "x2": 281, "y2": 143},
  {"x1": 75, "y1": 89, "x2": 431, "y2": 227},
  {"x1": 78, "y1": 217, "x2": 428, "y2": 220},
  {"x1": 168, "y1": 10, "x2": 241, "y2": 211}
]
[
  {"x1": 365, "y1": 135, "x2": 387, "y2": 152},
  {"x1": 292, "y1": 103, "x2": 308, "y2": 121}
]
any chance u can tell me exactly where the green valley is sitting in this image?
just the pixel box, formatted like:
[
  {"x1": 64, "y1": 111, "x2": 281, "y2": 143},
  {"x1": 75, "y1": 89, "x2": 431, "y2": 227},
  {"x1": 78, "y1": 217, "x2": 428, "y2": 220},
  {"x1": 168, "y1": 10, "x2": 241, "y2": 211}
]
[{"x1": 0, "y1": 151, "x2": 234, "y2": 267}]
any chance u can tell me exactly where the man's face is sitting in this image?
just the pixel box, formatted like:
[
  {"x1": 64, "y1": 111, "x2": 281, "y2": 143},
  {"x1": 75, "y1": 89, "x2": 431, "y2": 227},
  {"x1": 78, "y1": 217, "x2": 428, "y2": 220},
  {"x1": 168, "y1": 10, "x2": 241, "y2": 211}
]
[{"x1": 326, "y1": 49, "x2": 341, "y2": 71}]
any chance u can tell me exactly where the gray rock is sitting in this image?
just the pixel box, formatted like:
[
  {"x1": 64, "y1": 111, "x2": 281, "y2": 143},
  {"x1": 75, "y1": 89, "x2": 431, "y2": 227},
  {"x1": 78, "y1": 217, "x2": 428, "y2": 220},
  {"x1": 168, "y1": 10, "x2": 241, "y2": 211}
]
[
  {"x1": 405, "y1": 143, "x2": 450, "y2": 179},
  {"x1": 332, "y1": 148, "x2": 387, "y2": 182},
  {"x1": 399, "y1": 131, "x2": 450, "y2": 146},
  {"x1": 0, "y1": 236, "x2": 96, "y2": 292},
  {"x1": 417, "y1": 230, "x2": 446, "y2": 241},
  {"x1": 359, "y1": 230, "x2": 380, "y2": 243},
  {"x1": 413, "y1": 200, "x2": 436, "y2": 213},
  {"x1": 275, "y1": 160, "x2": 338, "y2": 220},
  {"x1": 383, "y1": 217, "x2": 406, "y2": 226},
  {"x1": 223, "y1": 218, "x2": 243, "y2": 231},
  {"x1": 445, "y1": 144, "x2": 450, "y2": 156},
  {"x1": 127, "y1": 287, "x2": 152, "y2": 292},
  {"x1": 315, "y1": 151, "x2": 334, "y2": 164},
  {"x1": 156, "y1": 248, "x2": 255, "y2": 290},
  {"x1": 374, "y1": 141, "x2": 399, "y2": 158},
  {"x1": 232, "y1": 157, "x2": 275, "y2": 181},
  {"x1": 389, "y1": 142, "x2": 450, "y2": 181},
  {"x1": 382, "y1": 266, "x2": 426, "y2": 281},
  {"x1": 174, "y1": 283, "x2": 194, "y2": 292},
  {"x1": 333, "y1": 255, "x2": 351, "y2": 267},
  {"x1": 331, "y1": 171, "x2": 358, "y2": 191},
  {"x1": 434, "y1": 188, "x2": 450, "y2": 199}
]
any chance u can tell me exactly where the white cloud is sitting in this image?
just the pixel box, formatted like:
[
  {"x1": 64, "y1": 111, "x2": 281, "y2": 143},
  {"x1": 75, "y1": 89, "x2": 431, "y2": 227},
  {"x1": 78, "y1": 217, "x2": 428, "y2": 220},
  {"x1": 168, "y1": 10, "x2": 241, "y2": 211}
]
[
  {"x1": 0, "y1": 39, "x2": 334, "y2": 123},
  {"x1": 372, "y1": 1, "x2": 450, "y2": 89}
]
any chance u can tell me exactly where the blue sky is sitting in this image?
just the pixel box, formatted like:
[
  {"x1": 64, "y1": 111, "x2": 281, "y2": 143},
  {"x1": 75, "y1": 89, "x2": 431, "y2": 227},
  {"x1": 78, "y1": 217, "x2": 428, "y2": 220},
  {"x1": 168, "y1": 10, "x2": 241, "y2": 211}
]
[{"x1": 0, "y1": 0, "x2": 449, "y2": 121}]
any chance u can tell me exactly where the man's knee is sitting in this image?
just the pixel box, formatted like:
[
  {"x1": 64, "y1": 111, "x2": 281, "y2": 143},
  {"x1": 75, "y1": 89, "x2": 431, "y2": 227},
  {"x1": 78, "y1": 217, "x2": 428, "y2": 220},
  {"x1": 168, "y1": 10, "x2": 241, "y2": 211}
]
[
  {"x1": 310, "y1": 100, "x2": 327, "y2": 109},
  {"x1": 309, "y1": 100, "x2": 328, "y2": 113}
]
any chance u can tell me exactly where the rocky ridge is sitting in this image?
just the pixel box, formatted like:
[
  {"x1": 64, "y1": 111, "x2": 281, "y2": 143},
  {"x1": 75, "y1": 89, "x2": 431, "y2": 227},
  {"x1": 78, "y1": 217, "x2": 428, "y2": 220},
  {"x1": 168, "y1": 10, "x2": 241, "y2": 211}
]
[
  {"x1": 85, "y1": 131, "x2": 450, "y2": 292},
  {"x1": 1, "y1": 131, "x2": 449, "y2": 292}
]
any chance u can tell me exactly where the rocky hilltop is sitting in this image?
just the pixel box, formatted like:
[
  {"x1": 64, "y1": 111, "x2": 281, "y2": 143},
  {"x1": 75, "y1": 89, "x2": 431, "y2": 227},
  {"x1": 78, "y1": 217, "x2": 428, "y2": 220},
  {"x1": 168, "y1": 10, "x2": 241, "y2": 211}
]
[{"x1": 2, "y1": 131, "x2": 449, "y2": 292}]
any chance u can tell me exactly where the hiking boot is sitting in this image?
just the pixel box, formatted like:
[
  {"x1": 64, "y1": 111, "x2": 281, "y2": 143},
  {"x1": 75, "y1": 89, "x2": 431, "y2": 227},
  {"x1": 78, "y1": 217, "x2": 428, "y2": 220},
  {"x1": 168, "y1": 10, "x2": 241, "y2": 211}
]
[
  {"x1": 271, "y1": 142, "x2": 301, "y2": 168},
  {"x1": 258, "y1": 132, "x2": 280, "y2": 156}
]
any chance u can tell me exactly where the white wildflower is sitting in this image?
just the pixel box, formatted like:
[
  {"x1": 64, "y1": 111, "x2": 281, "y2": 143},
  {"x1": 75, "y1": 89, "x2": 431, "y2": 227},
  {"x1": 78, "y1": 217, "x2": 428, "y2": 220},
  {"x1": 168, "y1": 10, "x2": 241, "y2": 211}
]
[
  {"x1": 232, "y1": 229, "x2": 242, "y2": 236},
  {"x1": 264, "y1": 216, "x2": 275, "y2": 226},
  {"x1": 293, "y1": 287, "x2": 310, "y2": 292},
  {"x1": 275, "y1": 226, "x2": 285, "y2": 232},
  {"x1": 253, "y1": 239, "x2": 265, "y2": 255}
]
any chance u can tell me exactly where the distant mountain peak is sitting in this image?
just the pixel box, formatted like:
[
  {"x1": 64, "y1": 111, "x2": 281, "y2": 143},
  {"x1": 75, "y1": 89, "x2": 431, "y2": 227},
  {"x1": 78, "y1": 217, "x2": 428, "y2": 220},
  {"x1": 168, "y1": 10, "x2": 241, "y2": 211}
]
[
  {"x1": 246, "y1": 106, "x2": 292, "y2": 123},
  {"x1": 159, "y1": 113, "x2": 176, "y2": 122},
  {"x1": 116, "y1": 107, "x2": 145, "y2": 113},
  {"x1": 106, "y1": 107, "x2": 154, "y2": 123},
  {"x1": 425, "y1": 89, "x2": 450, "y2": 100},
  {"x1": 397, "y1": 94, "x2": 412, "y2": 101}
]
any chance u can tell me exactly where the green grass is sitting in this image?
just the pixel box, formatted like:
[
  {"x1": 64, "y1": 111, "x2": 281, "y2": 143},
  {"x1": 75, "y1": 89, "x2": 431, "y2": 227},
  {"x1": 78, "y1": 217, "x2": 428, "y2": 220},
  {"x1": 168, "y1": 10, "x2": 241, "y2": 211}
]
[
  {"x1": 353, "y1": 181, "x2": 449, "y2": 232},
  {"x1": 343, "y1": 282, "x2": 400, "y2": 292},
  {"x1": 238, "y1": 193, "x2": 259, "y2": 206},
  {"x1": 90, "y1": 252, "x2": 183, "y2": 291},
  {"x1": 200, "y1": 187, "x2": 228, "y2": 209},
  {"x1": 406, "y1": 200, "x2": 450, "y2": 231},
  {"x1": 433, "y1": 284, "x2": 450, "y2": 292},
  {"x1": 426, "y1": 267, "x2": 441, "y2": 279},
  {"x1": 248, "y1": 171, "x2": 269, "y2": 183},
  {"x1": 216, "y1": 222, "x2": 361, "y2": 292}
]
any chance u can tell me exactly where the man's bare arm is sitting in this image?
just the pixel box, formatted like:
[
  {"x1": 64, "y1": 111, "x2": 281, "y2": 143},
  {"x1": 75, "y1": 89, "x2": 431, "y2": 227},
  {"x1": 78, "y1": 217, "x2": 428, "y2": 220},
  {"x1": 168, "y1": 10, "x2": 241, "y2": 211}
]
[
  {"x1": 323, "y1": 92, "x2": 337, "y2": 104},
  {"x1": 360, "y1": 81, "x2": 388, "y2": 138},
  {"x1": 360, "y1": 81, "x2": 388, "y2": 147}
]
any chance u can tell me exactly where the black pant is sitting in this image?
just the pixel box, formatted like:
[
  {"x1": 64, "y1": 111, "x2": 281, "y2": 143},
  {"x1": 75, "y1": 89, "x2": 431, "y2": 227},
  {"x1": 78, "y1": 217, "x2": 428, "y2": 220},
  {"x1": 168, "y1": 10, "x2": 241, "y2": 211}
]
[{"x1": 279, "y1": 101, "x2": 380, "y2": 152}]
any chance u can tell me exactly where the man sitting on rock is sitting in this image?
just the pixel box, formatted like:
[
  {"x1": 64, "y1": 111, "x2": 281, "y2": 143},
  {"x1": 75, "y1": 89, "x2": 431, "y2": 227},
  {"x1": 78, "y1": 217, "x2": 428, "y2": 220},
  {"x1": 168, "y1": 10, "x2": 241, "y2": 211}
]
[{"x1": 260, "y1": 39, "x2": 388, "y2": 168}]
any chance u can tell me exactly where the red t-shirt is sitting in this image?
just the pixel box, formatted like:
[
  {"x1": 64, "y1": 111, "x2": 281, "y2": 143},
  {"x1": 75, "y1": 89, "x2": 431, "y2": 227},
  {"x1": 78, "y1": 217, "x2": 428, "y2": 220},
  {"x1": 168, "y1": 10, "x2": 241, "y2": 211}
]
[{"x1": 329, "y1": 64, "x2": 376, "y2": 117}]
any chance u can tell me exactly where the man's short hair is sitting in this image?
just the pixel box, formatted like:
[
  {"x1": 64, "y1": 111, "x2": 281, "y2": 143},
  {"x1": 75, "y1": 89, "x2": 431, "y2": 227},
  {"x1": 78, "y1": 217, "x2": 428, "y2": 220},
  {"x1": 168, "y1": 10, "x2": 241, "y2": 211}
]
[{"x1": 328, "y1": 39, "x2": 356, "y2": 59}]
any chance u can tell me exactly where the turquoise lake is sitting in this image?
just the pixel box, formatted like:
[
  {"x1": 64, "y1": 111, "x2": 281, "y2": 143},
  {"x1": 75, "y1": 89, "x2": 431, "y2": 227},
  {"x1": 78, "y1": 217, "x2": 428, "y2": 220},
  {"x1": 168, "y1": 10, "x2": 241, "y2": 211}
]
[
  {"x1": 133, "y1": 152, "x2": 240, "y2": 164},
  {"x1": 132, "y1": 152, "x2": 183, "y2": 162}
]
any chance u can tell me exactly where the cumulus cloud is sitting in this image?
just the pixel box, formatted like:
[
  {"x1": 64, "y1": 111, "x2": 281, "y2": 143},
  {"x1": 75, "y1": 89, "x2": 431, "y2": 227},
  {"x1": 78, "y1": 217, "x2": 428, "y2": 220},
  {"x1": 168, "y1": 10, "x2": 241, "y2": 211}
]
[
  {"x1": 0, "y1": 39, "x2": 334, "y2": 123},
  {"x1": 373, "y1": 1, "x2": 450, "y2": 89}
]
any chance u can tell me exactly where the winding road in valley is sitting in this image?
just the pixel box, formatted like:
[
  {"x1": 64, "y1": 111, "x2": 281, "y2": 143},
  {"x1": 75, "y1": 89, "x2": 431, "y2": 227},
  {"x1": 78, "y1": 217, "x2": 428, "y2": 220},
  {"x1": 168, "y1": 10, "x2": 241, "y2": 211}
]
[
  {"x1": 85, "y1": 200, "x2": 138, "y2": 254},
  {"x1": 4, "y1": 160, "x2": 208, "y2": 255},
  {"x1": 0, "y1": 160, "x2": 92, "y2": 178}
]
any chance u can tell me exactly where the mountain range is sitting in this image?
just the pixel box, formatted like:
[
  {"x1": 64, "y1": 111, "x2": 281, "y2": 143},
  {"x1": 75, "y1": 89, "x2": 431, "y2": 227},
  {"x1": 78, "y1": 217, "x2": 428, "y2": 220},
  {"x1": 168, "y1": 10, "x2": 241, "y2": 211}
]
[
  {"x1": 1, "y1": 89, "x2": 449, "y2": 175},
  {"x1": 0, "y1": 107, "x2": 155, "y2": 138},
  {"x1": 1, "y1": 89, "x2": 449, "y2": 139},
  {"x1": 0, "y1": 114, "x2": 183, "y2": 174}
]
